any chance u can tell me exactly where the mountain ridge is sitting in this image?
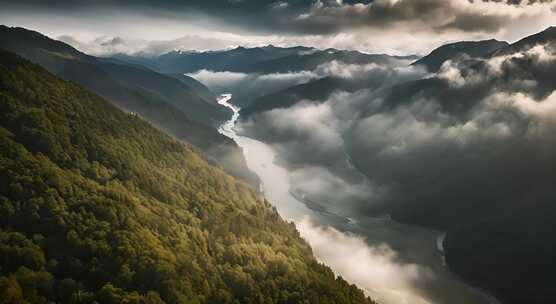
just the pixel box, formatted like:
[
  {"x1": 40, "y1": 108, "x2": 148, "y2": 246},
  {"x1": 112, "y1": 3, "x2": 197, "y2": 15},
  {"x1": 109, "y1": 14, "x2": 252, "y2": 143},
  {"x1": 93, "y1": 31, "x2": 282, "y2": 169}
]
[
  {"x1": 112, "y1": 45, "x2": 418, "y2": 75},
  {"x1": 0, "y1": 48, "x2": 376, "y2": 304},
  {"x1": 412, "y1": 39, "x2": 509, "y2": 72},
  {"x1": 0, "y1": 25, "x2": 260, "y2": 187}
]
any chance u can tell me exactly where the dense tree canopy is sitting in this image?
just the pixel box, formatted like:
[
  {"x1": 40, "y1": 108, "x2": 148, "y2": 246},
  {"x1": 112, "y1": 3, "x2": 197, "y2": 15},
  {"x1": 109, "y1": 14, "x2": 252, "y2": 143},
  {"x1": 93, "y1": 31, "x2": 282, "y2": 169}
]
[{"x1": 0, "y1": 49, "x2": 375, "y2": 304}]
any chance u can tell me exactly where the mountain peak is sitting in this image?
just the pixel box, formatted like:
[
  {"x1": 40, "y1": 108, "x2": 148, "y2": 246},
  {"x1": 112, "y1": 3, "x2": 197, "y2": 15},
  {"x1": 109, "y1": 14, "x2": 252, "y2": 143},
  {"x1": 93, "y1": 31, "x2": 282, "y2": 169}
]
[
  {"x1": 413, "y1": 39, "x2": 509, "y2": 72},
  {"x1": 493, "y1": 25, "x2": 556, "y2": 56},
  {"x1": 0, "y1": 25, "x2": 86, "y2": 59}
]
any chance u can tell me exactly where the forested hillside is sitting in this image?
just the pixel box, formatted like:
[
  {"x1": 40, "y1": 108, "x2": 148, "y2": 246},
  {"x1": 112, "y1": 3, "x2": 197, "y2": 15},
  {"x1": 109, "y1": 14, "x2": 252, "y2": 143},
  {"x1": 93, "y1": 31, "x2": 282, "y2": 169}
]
[
  {"x1": 0, "y1": 25, "x2": 259, "y2": 188},
  {"x1": 0, "y1": 50, "x2": 375, "y2": 304}
]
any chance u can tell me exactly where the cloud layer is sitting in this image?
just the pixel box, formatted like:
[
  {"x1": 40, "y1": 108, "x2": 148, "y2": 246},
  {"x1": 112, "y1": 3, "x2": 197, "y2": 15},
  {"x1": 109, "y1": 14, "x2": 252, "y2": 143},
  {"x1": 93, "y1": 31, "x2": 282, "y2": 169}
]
[
  {"x1": 186, "y1": 69, "x2": 321, "y2": 103},
  {"x1": 1, "y1": 0, "x2": 555, "y2": 55},
  {"x1": 298, "y1": 218, "x2": 434, "y2": 304},
  {"x1": 238, "y1": 35, "x2": 556, "y2": 229}
]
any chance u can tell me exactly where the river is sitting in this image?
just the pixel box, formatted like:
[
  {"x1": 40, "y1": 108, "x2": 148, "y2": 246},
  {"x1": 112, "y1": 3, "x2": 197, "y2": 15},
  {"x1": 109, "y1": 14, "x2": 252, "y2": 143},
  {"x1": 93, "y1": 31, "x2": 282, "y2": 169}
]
[{"x1": 217, "y1": 94, "x2": 499, "y2": 304}]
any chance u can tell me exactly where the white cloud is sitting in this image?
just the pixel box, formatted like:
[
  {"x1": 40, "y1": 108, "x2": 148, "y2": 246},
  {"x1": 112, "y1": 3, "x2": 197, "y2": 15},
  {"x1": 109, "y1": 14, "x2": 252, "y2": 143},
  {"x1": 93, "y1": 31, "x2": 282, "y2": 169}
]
[
  {"x1": 187, "y1": 69, "x2": 320, "y2": 97},
  {"x1": 298, "y1": 218, "x2": 434, "y2": 304},
  {"x1": 484, "y1": 90, "x2": 556, "y2": 138}
]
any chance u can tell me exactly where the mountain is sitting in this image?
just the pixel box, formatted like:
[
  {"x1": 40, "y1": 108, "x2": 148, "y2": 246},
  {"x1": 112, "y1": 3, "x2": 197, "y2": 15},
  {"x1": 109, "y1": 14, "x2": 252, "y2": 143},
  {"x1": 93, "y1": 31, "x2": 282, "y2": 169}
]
[
  {"x1": 240, "y1": 77, "x2": 349, "y2": 118},
  {"x1": 235, "y1": 49, "x2": 418, "y2": 74},
  {"x1": 238, "y1": 55, "x2": 422, "y2": 118},
  {"x1": 0, "y1": 25, "x2": 259, "y2": 187},
  {"x1": 167, "y1": 73, "x2": 217, "y2": 103},
  {"x1": 113, "y1": 46, "x2": 418, "y2": 74},
  {"x1": 0, "y1": 49, "x2": 376, "y2": 304},
  {"x1": 412, "y1": 39, "x2": 509, "y2": 72},
  {"x1": 231, "y1": 27, "x2": 556, "y2": 304},
  {"x1": 114, "y1": 45, "x2": 418, "y2": 113},
  {"x1": 112, "y1": 45, "x2": 313, "y2": 74},
  {"x1": 340, "y1": 28, "x2": 555, "y2": 304},
  {"x1": 0, "y1": 26, "x2": 228, "y2": 126},
  {"x1": 346, "y1": 28, "x2": 556, "y2": 230},
  {"x1": 493, "y1": 26, "x2": 556, "y2": 56}
]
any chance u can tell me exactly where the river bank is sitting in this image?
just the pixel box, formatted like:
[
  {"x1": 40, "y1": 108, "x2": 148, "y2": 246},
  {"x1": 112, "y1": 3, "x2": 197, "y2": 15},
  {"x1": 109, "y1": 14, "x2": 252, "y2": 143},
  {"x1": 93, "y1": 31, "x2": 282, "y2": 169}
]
[{"x1": 216, "y1": 94, "x2": 497, "y2": 304}]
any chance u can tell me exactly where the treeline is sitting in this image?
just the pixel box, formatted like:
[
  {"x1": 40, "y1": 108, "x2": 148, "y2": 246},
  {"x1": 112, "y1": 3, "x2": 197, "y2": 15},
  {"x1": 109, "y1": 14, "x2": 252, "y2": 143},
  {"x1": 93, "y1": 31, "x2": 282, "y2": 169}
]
[{"x1": 0, "y1": 49, "x2": 375, "y2": 304}]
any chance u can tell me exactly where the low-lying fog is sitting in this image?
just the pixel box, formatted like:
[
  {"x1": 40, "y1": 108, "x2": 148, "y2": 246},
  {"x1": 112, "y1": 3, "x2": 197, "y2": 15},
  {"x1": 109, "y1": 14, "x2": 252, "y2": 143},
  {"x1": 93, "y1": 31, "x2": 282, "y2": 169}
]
[
  {"x1": 202, "y1": 42, "x2": 556, "y2": 303},
  {"x1": 217, "y1": 95, "x2": 496, "y2": 304}
]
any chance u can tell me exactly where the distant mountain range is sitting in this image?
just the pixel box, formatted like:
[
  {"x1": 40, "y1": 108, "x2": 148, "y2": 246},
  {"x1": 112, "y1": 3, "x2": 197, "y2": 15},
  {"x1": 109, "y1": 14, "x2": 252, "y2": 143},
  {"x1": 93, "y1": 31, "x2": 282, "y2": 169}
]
[
  {"x1": 113, "y1": 45, "x2": 419, "y2": 74},
  {"x1": 411, "y1": 39, "x2": 509, "y2": 72},
  {"x1": 240, "y1": 39, "x2": 513, "y2": 119},
  {"x1": 0, "y1": 25, "x2": 259, "y2": 187},
  {"x1": 113, "y1": 45, "x2": 420, "y2": 111}
]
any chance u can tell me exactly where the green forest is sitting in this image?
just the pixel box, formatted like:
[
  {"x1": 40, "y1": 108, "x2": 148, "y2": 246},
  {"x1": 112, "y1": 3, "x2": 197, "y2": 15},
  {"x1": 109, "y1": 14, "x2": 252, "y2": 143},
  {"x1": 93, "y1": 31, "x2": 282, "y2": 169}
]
[{"x1": 0, "y1": 49, "x2": 375, "y2": 304}]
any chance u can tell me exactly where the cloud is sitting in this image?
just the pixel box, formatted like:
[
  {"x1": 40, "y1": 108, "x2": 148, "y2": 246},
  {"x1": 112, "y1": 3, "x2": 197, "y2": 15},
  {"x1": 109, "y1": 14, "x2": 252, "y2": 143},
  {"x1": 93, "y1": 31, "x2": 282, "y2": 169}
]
[
  {"x1": 296, "y1": 0, "x2": 555, "y2": 34},
  {"x1": 485, "y1": 90, "x2": 556, "y2": 138},
  {"x1": 237, "y1": 36, "x2": 556, "y2": 231},
  {"x1": 341, "y1": 39, "x2": 556, "y2": 226},
  {"x1": 235, "y1": 62, "x2": 430, "y2": 216},
  {"x1": 297, "y1": 218, "x2": 434, "y2": 304},
  {"x1": 315, "y1": 61, "x2": 430, "y2": 86},
  {"x1": 242, "y1": 101, "x2": 345, "y2": 165},
  {"x1": 187, "y1": 69, "x2": 320, "y2": 102},
  {"x1": 290, "y1": 166, "x2": 383, "y2": 215},
  {"x1": 58, "y1": 34, "x2": 258, "y2": 56},
  {"x1": 352, "y1": 97, "x2": 513, "y2": 156},
  {"x1": 315, "y1": 61, "x2": 388, "y2": 79},
  {"x1": 1, "y1": 0, "x2": 555, "y2": 55}
]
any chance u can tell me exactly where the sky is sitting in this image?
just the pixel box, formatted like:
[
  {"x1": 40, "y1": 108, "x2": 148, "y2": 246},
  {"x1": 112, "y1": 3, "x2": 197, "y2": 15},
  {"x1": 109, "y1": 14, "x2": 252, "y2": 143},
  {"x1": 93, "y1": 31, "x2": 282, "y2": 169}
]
[{"x1": 0, "y1": 0, "x2": 555, "y2": 56}]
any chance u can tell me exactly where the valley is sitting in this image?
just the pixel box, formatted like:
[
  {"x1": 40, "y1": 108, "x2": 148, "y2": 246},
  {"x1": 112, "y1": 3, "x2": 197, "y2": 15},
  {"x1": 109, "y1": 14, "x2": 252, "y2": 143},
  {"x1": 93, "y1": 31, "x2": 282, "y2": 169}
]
[
  {"x1": 216, "y1": 94, "x2": 499, "y2": 304},
  {"x1": 1, "y1": 2, "x2": 556, "y2": 302}
]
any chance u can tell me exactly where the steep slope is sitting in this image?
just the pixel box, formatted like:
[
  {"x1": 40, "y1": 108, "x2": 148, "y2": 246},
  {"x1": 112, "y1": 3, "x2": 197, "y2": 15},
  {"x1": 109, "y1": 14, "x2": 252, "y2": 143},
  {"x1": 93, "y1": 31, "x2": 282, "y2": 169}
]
[
  {"x1": 0, "y1": 25, "x2": 228, "y2": 126},
  {"x1": 0, "y1": 25, "x2": 259, "y2": 188},
  {"x1": 412, "y1": 39, "x2": 509, "y2": 72},
  {"x1": 240, "y1": 77, "x2": 348, "y2": 118},
  {"x1": 493, "y1": 26, "x2": 556, "y2": 56},
  {"x1": 441, "y1": 27, "x2": 556, "y2": 304},
  {"x1": 0, "y1": 49, "x2": 375, "y2": 304},
  {"x1": 167, "y1": 73, "x2": 217, "y2": 104},
  {"x1": 330, "y1": 27, "x2": 556, "y2": 304}
]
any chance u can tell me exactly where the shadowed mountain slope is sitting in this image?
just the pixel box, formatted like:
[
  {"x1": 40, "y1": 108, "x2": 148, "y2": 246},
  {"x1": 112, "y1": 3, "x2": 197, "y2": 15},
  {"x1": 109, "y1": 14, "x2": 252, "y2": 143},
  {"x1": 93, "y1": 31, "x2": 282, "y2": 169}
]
[
  {"x1": 0, "y1": 49, "x2": 376, "y2": 304},
  {"x1": 0, "y1": 25, "x2": 259, "y2": 187},
  {"x1": 412, "y1": 39, "x2": 509, "y2": 72}
]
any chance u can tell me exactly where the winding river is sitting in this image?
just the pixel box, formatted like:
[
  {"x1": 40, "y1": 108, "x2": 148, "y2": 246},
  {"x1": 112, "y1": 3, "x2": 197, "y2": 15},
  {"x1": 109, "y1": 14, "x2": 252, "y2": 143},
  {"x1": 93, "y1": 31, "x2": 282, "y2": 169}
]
[{"x1": 217, "y1": 94, "x2": 499, "y2": 304}]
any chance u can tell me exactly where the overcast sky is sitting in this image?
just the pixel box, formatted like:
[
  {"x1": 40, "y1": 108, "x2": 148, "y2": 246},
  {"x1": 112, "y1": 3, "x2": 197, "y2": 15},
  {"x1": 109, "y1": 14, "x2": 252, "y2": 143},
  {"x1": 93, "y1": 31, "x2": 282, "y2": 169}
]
[{"x1": 0, "y1": 0, "x2": 555, "y2": 55}]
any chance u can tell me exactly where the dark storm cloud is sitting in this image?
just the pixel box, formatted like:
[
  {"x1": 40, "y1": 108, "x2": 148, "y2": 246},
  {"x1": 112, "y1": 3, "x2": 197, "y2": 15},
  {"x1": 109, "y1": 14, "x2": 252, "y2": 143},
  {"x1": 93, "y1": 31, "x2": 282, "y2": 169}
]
[
  {"x1": 238, "y1": 36, "x2": 556, "y2": 228},
  {"x1": 296, "y1": 0, "x2": 556, "y2": 34},
  {"x1": 345, "y1": 41, "x2": 556, "y2": 225},
  {"x1": 1, "y1": 0, "x2": 553, "y2": 36}
]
